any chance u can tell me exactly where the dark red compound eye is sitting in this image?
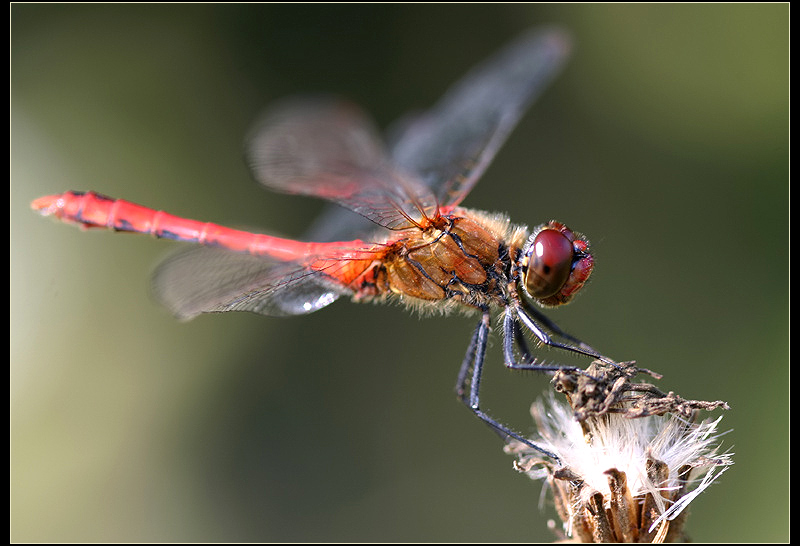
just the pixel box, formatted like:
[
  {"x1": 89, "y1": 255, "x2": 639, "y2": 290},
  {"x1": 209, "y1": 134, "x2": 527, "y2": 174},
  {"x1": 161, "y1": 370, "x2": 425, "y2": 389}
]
[{"x1": 524, "y1": 228, "x2": 574, "y2": 300}]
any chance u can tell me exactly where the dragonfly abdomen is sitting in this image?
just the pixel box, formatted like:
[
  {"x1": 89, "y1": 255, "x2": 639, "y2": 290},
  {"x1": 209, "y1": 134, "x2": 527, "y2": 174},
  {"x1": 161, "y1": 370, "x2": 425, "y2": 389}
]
[{"x1": 30, "y1": 191, "x2": 370, "y2": 264}]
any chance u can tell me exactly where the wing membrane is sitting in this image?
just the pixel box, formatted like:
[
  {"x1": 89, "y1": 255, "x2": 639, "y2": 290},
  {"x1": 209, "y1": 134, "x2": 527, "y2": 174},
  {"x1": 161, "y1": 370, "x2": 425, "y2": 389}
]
[
  {"x1": 151, "y1": 246, "x2": 345, "y2": 319},
  {"x1": 389, "y1": 28, "x2": 572, "y2": 207},
  {"x1": 246, "y1": 98, "x2": 438, "y2": 230}
]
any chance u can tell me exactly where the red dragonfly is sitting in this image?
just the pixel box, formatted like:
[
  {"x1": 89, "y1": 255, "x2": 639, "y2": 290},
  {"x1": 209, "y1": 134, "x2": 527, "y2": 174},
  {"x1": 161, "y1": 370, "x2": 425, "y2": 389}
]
[{"x1": 31, "y1": 28, "x2": 610, "y2": 460}]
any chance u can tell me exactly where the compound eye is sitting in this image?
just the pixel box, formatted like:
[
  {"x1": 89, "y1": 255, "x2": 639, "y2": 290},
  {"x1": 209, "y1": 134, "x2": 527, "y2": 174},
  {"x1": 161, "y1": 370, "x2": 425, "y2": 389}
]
[{"x1": 524, "y1": 228, "x2": 574, "y2": 299}]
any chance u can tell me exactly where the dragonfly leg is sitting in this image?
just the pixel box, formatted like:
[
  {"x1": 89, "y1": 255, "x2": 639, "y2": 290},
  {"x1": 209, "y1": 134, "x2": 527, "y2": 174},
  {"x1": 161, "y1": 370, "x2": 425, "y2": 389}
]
[
  {"x1": 456, "y1": 311, "x2": 561, "y2": 461},
  {"x1": 502, "y1": 310, "x2": 585, "y2": 373},
  {"x1": 515, "y1": 302, "x2": 615, "y2": 364},
  {"x1": 523, "y1": 303, "x2": 610, "y2": 357}
]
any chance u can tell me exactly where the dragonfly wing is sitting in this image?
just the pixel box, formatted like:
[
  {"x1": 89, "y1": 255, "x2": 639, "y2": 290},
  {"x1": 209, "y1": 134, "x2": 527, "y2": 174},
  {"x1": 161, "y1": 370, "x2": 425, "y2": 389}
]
[
  {"x1": 303, "y1": 204, "x2": 378, "y2": 243},
  {"x1": 389, "y1": 28, "x2": 572, "y2": 208},
  {"x1": 246, "y1": 98, "x2": 438, "y2": 231},
  {"x1": 152, "y1": 246, "x2": 345, "y2": 319}
]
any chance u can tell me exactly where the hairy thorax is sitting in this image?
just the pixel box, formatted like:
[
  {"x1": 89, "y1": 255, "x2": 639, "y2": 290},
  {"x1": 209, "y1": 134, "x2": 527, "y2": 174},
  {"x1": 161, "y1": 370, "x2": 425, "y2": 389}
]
[{"x1": 351, "y1": 208, "x2": 530, "y2": 314}]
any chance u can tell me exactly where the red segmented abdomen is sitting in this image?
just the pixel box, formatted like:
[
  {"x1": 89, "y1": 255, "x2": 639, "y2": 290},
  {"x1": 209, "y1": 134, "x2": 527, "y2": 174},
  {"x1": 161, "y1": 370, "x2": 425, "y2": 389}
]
[{"x1": 30, "y1": 191, "x2": 376, "y2": 269}]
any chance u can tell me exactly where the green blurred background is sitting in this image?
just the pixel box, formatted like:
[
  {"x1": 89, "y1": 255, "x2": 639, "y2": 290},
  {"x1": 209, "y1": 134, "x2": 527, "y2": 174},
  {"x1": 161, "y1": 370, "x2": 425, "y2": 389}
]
[{"x1": 11, "y1": 4, "x2": 788, "y2": 542}]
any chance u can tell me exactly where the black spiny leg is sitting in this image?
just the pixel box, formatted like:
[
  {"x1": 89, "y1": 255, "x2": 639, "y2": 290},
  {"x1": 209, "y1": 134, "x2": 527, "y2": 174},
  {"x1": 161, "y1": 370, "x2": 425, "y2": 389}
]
[
  {"x1": 515, "y1": 302, "x2": 614, "y2": 364},
  {"x1": 522, "y1": 302, "x2": 612, "y2": 362},
  {"x1": 456, "y1": 311, "x2": 560, "y2": 461},
  {"x1": 502, "y1": 309, "x2": 584, "y2": 373}
]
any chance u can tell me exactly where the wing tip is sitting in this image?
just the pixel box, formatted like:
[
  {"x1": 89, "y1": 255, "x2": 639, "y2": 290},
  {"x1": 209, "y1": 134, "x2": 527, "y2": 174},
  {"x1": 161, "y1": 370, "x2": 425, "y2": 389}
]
[{"x1": 520, "y1": 25, "x2": 574, "y2": 64}]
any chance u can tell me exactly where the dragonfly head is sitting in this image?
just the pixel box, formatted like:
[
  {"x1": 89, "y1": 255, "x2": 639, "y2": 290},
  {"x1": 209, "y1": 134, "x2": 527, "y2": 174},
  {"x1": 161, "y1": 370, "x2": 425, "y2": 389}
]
[{"x1": 520, "y1": 220, "x2": 594, "y2": 307}]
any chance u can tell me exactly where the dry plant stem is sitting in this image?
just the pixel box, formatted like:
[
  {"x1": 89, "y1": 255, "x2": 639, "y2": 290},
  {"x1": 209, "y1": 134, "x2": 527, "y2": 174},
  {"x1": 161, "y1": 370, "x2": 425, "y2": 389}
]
[{"x1": 606, "y1": 468, "x2": 638, "y2": 542}]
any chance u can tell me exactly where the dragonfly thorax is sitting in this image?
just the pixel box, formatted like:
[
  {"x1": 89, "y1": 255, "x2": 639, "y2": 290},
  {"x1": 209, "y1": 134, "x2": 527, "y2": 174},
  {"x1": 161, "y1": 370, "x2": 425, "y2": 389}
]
[{"x1": 355, "y1": 208, "x2": 525, "y2": 313}]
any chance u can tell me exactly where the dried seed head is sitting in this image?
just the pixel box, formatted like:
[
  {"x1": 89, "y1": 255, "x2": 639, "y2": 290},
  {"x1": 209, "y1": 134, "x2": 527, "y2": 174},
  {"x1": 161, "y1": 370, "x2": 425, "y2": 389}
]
[{"x1": 507, "y1": 362, "x2": 732, "y2": 542}]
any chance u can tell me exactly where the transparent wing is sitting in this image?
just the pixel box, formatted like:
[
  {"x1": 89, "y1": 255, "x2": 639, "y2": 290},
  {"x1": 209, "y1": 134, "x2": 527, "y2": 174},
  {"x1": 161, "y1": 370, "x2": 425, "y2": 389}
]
[
  {"x1": 303, "y1": 204, "x2": 378, "y2": 243},
  {"x1": 151, "y1": 246, "x2": 345, "y2": 320},
  {"x1": 389, "y1": 27, "x2": 572, "y2": 207},
  {"x1": 246, "y1": 97, "x2": 438, "y2": 231}
]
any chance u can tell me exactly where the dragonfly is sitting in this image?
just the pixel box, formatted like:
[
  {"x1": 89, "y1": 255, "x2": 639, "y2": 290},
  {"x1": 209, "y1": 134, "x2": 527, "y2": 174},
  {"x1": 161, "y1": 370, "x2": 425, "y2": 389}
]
[{"x1": 31, "y1": 28, "x2": 611, "y2": 460}]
